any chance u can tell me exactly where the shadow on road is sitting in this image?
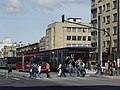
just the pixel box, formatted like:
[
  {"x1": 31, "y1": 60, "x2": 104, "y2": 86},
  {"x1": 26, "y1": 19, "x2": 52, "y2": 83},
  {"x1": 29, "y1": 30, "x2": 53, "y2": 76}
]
[{"x1": 0, "y1": 85, "x2": 120, "y2": 90}]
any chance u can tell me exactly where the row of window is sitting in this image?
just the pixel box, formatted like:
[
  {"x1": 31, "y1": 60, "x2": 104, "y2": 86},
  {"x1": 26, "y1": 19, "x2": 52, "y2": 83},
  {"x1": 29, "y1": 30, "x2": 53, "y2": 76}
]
[
  {"x1": 67, "y1": 44, "x2": 91, "y2": 47},
  {"x1": 92, "y1": 39, "x2": 117, "y2": 48},
  {"x1": 67, "y1": 36, "x2": 91, "y2": 41},
  {"x1": 66, "y1": 27, "x2": 91, "y2": 33},
  {"x1": 92, "y1": 0, "x2": 117, "y2": 10},
  {"x1": 91, "y1": 26, "x2": 117, "y2": 36}
]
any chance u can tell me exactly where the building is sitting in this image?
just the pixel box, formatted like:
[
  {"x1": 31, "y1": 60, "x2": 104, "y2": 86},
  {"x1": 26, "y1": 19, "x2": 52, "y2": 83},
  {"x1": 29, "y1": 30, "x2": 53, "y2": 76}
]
[
  {"x1": 45, "y1": 18, "x2": 92, "y2": 50},
  {"x1": 0, "y1": 37, "x2": 16, "y2": 58},
  {"x1": 16, "y1": 42, "x2": 39, "y2": 56},
  {"x1": 91, "y1": 0, "x2": 120, "y2": 65},
  {"x1": 39, "y1": 36, "x2": 46, "y2": 52}
]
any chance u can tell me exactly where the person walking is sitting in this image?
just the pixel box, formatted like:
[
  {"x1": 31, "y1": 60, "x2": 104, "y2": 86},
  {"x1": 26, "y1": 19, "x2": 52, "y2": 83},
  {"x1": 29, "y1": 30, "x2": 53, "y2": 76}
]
[
  {"x1": 68, "y1": 61, "x2": 73, "y2": 76},
  {"x1": 95, "y1": 62, "x2": 102, "y2": 75},
  {"x1": 61, "y1": 63, "x2": 66, "y2": 77},
  {"x1": 38, "y1": 64, "x2": 42, "y2": 78},
  {"x1": 46, "y1": 63, "x2": 50, "y2": 78},
  {"x1": 57, "y1": 63, "x2": 62, "y2": 77}
]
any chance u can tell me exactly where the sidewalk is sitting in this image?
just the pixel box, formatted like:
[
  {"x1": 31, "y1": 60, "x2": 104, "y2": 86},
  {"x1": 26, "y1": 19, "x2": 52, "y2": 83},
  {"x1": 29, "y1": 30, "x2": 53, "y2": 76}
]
[{"x1": 1, "y1": 69, "x2": 120, "y2": 80}]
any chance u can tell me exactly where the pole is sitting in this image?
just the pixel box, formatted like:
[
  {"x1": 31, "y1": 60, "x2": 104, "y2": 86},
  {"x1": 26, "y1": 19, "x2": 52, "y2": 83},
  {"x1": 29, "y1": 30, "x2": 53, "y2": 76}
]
[{"x1": 117, "y1": 0, "x2": 120, "y2": 74}]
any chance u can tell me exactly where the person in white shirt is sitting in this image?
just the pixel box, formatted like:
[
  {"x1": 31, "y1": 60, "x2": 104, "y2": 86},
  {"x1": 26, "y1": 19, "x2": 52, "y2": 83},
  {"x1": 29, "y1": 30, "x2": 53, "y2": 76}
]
[{"x1": 38, "y1": 64, "x2": 42, "y2": 78}]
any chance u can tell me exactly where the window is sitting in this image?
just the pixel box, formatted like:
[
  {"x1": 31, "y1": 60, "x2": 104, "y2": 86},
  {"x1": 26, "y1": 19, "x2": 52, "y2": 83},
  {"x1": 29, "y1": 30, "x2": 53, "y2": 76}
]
[
  {"x1": 78, "y1": 36, "x2": 82, "y2": 41},
  {"x1": 106, "y1": 15, "x2": 110, "y2": 24},
  {"x1": 67, "y1": 44, "x2": 71, "y2": 47},
  {"x1": 107, "y1": 41, "x2": 110, "y2": 46},
  {"x1": 103, "y1": 17, "x2": 105, "y2": 23},
  {"x1": 113, "y1": 40, "x2": 117, "y2": 47},
  {"x1": 103, "y1": 5, "x2": 105, "y2": 11},
  {"x1": 72, "y1": 36, "x2": 76, "y2": 40},
  {"x1": 106, "y1": 28, "x2": 110, "y2": 33},
  {"x1": 91, "y1": 9, "x2": 97, "y2": 18},
  {"x1": 113, "y1": 26, "x2": 117, "y2": 35},
  {"x1": 91, "y1": 42, "x2": 97, "y2": 47},
  {"x1": 88, "y1": 36, "x2": 91, "y2": 41},
  {"x1": 83, "y1": 28, "x2": 88, "y2": 32},
  {"x1": 91, "y1": 0, "x2": 95, "y2": 6},
  {"x1": 103, "y1": 41, "x2": 105, "y2": 47},
  {"x1": 99, "y1": 6, "x2": 102, "y2": 14},
  {"x1": 113, "y1": 0, "x2": 117, "y2": 9},
  {"x1": 78, "y1": 28, "x2": 82, "y2": 32},
  {"x1": 103, "y1": 29, "x2": 105, "y2": 35},
  {"x1": 72, "y1": 44, "x2": 76, "y2": 47},
  {"x1": 83, "y1": 36, "x2": 86, "y2": 41},
  {"x1": 67, "y1": 27, "x2": 71, "y2": 32},
  {"x1": 67, "y1": 36, "x2": 71, "y2": 40},
  {"x1": 113, "y1": 13, "x2": 117, "y2": 22},
  {"x1": 106, "y1": 3, "x2": 110, "y2": 11},
  {"x1": 72, "y1": 27, "x2": 76, "y2": 32}
]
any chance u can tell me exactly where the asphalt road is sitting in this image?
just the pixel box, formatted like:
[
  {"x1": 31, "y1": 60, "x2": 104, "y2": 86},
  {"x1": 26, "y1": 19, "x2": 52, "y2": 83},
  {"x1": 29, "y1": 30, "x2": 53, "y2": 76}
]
[{"x1": 0, "y1": 74, "x2": 120, "y2": 90}]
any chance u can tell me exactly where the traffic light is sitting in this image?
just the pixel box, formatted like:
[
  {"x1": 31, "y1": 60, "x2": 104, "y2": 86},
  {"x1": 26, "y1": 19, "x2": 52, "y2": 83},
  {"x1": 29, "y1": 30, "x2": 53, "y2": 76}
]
[{"x1": 62, "y1": 14, "x2": 65, "y2": 22}]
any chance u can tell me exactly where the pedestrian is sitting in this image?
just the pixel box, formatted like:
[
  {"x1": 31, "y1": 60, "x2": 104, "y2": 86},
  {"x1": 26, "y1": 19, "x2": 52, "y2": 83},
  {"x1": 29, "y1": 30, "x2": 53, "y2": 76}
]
[
  {"x1": 32, "y1": 63, "x2": 38, "y2": 78},
  {"x1": 7, "y1": 64, "x2": 12, "y2": 75},
  {"x1": 29, "y1": 64, "x2": 33, "y2": 78},
  {"x1": 37, "y1": 64, "x2": 42, "y2": 78},
  {"x1": 95, "y1": 62, "x2": 102, "y2": 75},
  {"x1": 61, "y1": 63, "x2": 66, "y2": 77},
  {"x1": 57, "y1": 63, "x2": 62, "y2": 77},
  {"x1": 68, "y1": 61, "x2": 73, "y2": 76},
  {"x1": 46, "y1": 63, "x2": 50, "y2": 78}
]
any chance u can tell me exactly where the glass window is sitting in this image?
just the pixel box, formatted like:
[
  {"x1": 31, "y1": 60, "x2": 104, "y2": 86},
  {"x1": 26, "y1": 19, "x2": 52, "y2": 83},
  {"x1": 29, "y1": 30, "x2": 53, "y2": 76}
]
[
  {"x1": 113, "y1": 26, "x2": 117, "y2": 34},
  {"x1": 113, "y1": 0, "x2": 117, "y2": 9},
  {"x1": 67, "y1": 36, "x2": 71, "y2": 40},
  {"x1": 72, "y1": 36, "x2": 76, "y2": 40},
  {"x1": 67, "y1": 44, "x2": 71, "y2": 47},
  {"x1": 72, "y1": 27, "x2": 76, "y2": 32},
  {"x1": 106, "y1": 3, "x2": 110, "y2": 11},
  {"x1": 88, "y1": 36, "x2": 91, "y2": 41},
  {"x1": 67, "y1": 27, "x2": 71, "y2": 32},
  {"x1": 99, "y1": 6, "x2": 102, "y2": 14},
  {"x1": 106, "y1": 15, "x2": 110, "y2": 24},
  {"x1": 113, "y1": 13, "x2": 117, "y2": 22},
  {"x1": 78, "y1": 36, "x2": 82, "y2": 41},
  {"x1": 83, "y1": 36, "x2": 86, "y2": 41}
]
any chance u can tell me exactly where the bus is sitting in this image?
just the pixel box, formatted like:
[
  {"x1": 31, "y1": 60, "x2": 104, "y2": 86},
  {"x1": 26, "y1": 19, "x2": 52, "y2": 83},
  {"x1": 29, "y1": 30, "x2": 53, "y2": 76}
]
[{"x1": 16, "y1": 53, "x2": 48, "y2": 72}]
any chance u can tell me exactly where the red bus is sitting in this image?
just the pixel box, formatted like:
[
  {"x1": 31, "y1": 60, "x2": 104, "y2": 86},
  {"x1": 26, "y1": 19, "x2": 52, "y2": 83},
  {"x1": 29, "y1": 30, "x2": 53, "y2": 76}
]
[{"x1": 16, "y1": 53, "x2": 47, "y2": 72}]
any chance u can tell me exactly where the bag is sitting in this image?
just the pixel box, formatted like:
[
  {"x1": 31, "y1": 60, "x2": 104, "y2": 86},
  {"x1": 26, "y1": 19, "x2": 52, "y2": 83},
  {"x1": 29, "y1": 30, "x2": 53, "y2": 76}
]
[{"x1": 58, "y1": 69, "x2": 62, "y2": 76}]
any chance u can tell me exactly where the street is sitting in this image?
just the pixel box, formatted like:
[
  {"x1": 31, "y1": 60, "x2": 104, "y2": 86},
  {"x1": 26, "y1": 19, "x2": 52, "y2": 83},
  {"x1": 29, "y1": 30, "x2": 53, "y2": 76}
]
[{"x1": 0, "y1": 73, "x2": 120, "y2": 90}]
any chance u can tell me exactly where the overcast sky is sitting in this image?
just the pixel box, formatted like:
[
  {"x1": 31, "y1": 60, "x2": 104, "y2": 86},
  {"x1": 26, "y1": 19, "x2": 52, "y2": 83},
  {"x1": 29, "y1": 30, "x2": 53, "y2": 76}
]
[{"x1": 0, "y1": 0, "x2": 91, "y2": 44}]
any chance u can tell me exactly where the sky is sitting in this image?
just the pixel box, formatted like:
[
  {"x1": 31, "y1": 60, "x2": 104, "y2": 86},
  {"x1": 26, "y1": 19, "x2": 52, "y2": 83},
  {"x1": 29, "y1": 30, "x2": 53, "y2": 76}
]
[{"x1": 0, "y1": 0, "x2": 91, "y2": 44}]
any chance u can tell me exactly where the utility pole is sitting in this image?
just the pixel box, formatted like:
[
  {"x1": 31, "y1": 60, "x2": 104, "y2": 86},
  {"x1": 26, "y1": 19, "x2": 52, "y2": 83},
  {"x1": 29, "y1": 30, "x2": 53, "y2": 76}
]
[{"x1": 117, "y1": 0, "x2": 120, "y2": 73}]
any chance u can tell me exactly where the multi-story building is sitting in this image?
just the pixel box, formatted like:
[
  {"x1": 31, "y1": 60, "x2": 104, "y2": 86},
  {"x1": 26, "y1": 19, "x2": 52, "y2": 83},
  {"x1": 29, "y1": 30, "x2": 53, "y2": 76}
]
[
  {"x1": 39, "y1": 36, "x2": 46, "y2": 51},
  {"x1": 91, "y1": 0, "x2": 119, "y2": 64},
  {"x1": 45, "y1": 18, "x2": 92, "y2": 50},
  {"x1": 0, "y1": 37, "x2": 16, "y2": 58}
]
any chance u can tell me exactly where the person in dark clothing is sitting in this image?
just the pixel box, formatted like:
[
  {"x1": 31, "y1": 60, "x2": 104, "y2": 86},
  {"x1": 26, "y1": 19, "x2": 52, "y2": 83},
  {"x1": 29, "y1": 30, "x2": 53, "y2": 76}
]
[
  {"x1": 95, "y1": 62, "x2": 102, "y2": 75},
  {"x1": 7, "y1": 64, "x2": 12, "y2": 74},
  {"x1": 61, "y1": 63, "x2": 66, "y2": 77}
]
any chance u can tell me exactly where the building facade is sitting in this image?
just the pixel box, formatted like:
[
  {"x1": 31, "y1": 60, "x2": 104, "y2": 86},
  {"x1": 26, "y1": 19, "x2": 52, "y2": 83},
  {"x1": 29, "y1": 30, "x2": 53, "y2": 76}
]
[
  {"x1": 91, "y1": 0, "x2": 120, "y2": 64},
  {"x1": 45, "y1": 18, "x2": 92, "y2": 50},
  {"x1": 0, "y1": 37, "x2": 16, "y2": 58}
]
